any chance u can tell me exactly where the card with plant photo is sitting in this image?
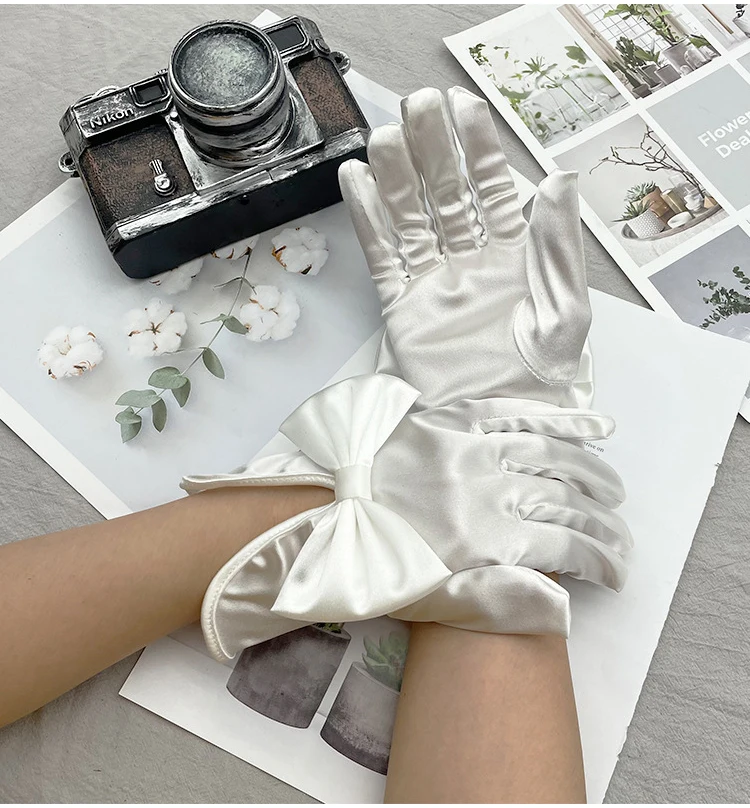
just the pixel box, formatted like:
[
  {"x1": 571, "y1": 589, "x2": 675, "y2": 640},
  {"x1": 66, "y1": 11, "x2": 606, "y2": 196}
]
[
  {"x1": 687, "y1": 4, "x2": 750, "y2": 52},
  {"x1": 445, "y1": 3, "x2": 750, "y2": 417}
]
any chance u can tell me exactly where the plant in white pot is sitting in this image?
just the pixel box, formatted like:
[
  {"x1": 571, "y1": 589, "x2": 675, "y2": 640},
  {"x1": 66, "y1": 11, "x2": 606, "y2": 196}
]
[
  {"x1": 628, "y1": 181, "x2": 673, "y2": 224},
  {"x1": 320, "y1": 630, "x2": 409, "y2": 774},
  {"x1": 616, "y1": 198, "x2": 666, "y2": 238},
  {"x1": 226, "y1": 623, "x2": 351, "y2": 728}
]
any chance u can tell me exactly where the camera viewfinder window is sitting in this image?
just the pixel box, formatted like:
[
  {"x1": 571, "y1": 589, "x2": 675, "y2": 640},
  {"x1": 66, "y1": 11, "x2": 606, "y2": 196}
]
[
  {"x1": 132, "y1": 79, "x2": 167, "y2": 106},
  {"x1": 267, "y1": 23, "x2": 305, "y2": 54}
]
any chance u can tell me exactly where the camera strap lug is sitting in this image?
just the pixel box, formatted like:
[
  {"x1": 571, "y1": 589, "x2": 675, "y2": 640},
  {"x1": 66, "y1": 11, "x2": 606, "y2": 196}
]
[
  {"x1": 58, "y1": 151, "x2": 79, "y2": 177},
  {"x1": 331, "y1": 50, "x2": 351, "y2": 74}
]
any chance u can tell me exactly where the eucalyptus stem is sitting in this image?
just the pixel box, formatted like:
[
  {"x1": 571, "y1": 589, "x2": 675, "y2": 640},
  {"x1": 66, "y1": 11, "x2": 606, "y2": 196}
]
[
  {"x1": 134, "y1": 253, "x2": 252, "y2": 416},
  {"x1": 115, "y1": 251, "x2": 254, "y2": 441}
]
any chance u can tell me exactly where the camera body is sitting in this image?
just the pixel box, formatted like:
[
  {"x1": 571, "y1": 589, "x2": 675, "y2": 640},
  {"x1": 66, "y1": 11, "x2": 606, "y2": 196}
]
[{"x1": 59, "y1": 16, "x2": 369, "y2": 278}]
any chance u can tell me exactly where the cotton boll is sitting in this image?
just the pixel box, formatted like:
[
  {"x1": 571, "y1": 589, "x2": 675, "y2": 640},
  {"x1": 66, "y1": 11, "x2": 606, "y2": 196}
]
[
  {"x1": 238, "y1": 285, "x2": 300, "y2": 342},
  {"x1": 252, "y1": 285, "x2": 282, "y2": 310},
  {"x1": 38, "y1": 326, "x2": 104, "y2": 379},
  {"x1": 145, "y1": 298, "x2": 174, "y2": 325},
  {"x1": 148, "y1": 256, "x2": 204, "y2": 294},
  {"x1": 271, "y1": 226, "x2": 329, "y2": 276},
  {"x1": 211, "y1": 235, "x2": 260, "y2": 260},
  {"x1": 125, "y1": 298, "x2": 188, "y2": 357},
  {"x1": 127, "y1": 331, "x2": 160, "y2": 359}
]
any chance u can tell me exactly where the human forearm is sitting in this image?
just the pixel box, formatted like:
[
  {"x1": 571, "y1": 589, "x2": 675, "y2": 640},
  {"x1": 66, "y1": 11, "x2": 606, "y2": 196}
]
[
  {"x1": 385, "y1": 622, "x2": 586, "y2": 803},
  {"x1": 0, "y1": 485, "x2": 332, "y2": 728}
]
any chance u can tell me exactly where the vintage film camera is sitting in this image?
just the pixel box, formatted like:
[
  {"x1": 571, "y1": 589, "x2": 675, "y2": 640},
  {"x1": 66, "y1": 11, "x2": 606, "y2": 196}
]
[{"x1": 58, "y1": 16, "x2": 369, "y2": 278}]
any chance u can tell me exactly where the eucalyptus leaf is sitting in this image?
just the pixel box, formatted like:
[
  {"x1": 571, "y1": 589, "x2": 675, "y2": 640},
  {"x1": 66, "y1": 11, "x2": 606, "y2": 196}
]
[
  {"x1": 201, "y1": 314, "x2": 228, "y2": 325},
  {"x1": 202, "y1": 347, "x2": 225, "y2": 379},
  {"x1": 151, "y1": 398, "x2": 167, "y2": 432},
  {"x1": 148, "y1": 366, "x2": 188, "y2": 389},
  {"x1": 172, "y1": 378, "x2": 191, "y2": 408},
  {"x1": 115, "y1": 389, "x2": 160, "y2": 408},
  {"x1": 115, "y1": 407, "x2": 142, "y2": 425},
  {"x1": 120, "y1": 418, "x2": 142, "y2": 443},
  {"x1": 222, "y1": 315, "x2": 248, "y2": 335}
]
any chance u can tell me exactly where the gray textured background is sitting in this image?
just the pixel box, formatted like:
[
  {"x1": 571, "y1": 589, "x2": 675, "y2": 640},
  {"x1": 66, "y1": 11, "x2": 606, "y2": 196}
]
[{"x1": 0, "y1": 4, "x2": 748, "y2": 803}]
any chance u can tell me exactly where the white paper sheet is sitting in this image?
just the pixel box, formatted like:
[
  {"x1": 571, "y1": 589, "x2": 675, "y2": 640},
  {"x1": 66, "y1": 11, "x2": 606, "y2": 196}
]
[
  {"x1": 120, "y1": 286, "x2": 750, "y2": 804},
  {"x1": 444, "y1": 3, "x2": 750, "y2": 420}
]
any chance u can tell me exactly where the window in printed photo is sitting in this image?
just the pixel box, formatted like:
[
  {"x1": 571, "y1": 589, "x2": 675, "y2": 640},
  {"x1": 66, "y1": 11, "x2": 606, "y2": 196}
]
[{"x1": 559, "y1": 4, "x2": 719, "y2": 98}]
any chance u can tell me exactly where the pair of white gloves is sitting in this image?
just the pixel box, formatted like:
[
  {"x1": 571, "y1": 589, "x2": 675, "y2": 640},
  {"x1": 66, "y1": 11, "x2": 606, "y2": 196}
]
[{"x1": 182, "y1": 87, "x2": 632, "y2": 663}]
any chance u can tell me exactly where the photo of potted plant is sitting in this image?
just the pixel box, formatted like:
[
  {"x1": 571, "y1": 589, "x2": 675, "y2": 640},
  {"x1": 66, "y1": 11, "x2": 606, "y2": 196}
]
[
  {"x1": 555, "y1": 114, "x2": 728, "y2": 266},
  {"x1": 226, "y1": 623, "x2": 351, "y2": 729},
  {"x1": 319, "y1": 631, "x2": 409, "y2": 775},
  {"x1": 614, "y1": 36, "x2": 654, "y2": 94},
  {"x1": 560, "y1": 4, "x2": 718, "y2": 97},
  {"x1": 614, "y1": 197, "x2": 665, "y2": 238},
  {"x1": 585, "y1": 124, "x2": 724, "y2": 242},
  {"x1": 467, "y1": 13, "x2": 629, "y2": 148}
]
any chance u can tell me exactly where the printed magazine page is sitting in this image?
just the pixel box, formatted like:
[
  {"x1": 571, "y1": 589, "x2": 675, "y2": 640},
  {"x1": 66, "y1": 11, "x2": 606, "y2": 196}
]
[{"x1": 445, "y1": 3, "x2": 750, "y2": 419}]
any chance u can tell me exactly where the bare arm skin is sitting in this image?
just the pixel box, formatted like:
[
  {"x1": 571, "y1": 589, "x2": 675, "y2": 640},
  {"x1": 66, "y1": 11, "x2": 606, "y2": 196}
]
[
  {"x1": 385, "y1": 622, "x2": 586, "y2": 804},
  {"x1": 0, "y1": 486, "x2": 332, "y2": 728},
  {"x1": 1, "y1": 489, "x2": 584, "y2": 804}
]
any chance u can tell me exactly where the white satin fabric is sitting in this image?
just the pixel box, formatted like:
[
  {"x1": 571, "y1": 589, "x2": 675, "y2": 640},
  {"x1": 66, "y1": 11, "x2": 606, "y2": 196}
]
[
  {"x1": 183, "y1": 374, "x2": 631, "y2": 662},
  {"x1": 183, "y1": 86, "x2": 633, "y2": 662},
  {"x1": 339, "y1": 86, "x2": 593, "y2": 411}
]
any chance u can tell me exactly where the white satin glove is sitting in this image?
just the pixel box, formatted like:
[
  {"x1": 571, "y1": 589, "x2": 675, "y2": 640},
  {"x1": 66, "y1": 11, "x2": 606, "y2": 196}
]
[
  {"x1": 184, "y1": 86, "x2": 631, "y2": 662},
  {"x1": 339, "y1": 85, "x2": 590, "y2": 409},
  {"x1": 183, "y1": 373, "x2": 629, "y2": 662}
]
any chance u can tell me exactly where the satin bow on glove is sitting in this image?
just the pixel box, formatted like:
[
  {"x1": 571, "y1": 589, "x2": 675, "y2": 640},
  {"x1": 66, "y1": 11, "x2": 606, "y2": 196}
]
[{"x1": 183, "y1": 373, "x2": 630, "y2": 663}]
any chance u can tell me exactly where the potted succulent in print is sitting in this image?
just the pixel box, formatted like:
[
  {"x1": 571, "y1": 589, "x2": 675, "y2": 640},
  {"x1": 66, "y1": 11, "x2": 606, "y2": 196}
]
[
  {"x1": 226, "y1": 623, "x2": 351, "y2": 729},
  {"x1": 320, "y1": 631, "x2": 409, "y2": 775},
  {"x1": 616, "y1": 198, "x2": 665, "y2": 239}
]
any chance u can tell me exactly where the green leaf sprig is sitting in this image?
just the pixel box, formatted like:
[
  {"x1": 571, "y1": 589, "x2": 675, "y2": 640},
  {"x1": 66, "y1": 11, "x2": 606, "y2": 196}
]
[{"x1": 115, "y1": 252, "x2": 254, "y2": 442}]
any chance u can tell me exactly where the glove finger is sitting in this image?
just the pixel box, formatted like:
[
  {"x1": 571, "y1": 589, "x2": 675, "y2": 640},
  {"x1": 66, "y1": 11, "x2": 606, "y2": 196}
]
[
  {"x1": 511, "y1": 471, "x2": 631, "y2": 553},
  {"x1": 401, "y1": 87, "x2": 482, "y2": 254},
  {"x1": 367, "y1": 123, "x2": 441, "y2": 277},
  {"x1": 503, "y1": 520, "x2": 630, "y2": 591},
  {"x1": 518, "y1": 491, "x2": 632, "y2": 557},
  {"x1": 391, "y1": 565, "x2": 571, "y2": 637},
  {"x1": 338, "y1": 159, "x2": 407, "y2": 310},
  {"x1": 447, "y1": 86, "x2": 527, "y2": 243},
  {"x1": 514, "y1": 170, "x2": 590, "y2": 385},
  {"x1": 496, "y1": 432, "x2": 625, "y2": 509}
]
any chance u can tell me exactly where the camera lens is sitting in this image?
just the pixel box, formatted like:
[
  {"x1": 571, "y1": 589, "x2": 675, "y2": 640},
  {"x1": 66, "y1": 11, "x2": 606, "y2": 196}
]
[
  {"x1": 168, "y1": 21, "x2": 292, "y2": 166},
  {"x1": 172, "y1": 27, "x2": 271, "y2": 106}
]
